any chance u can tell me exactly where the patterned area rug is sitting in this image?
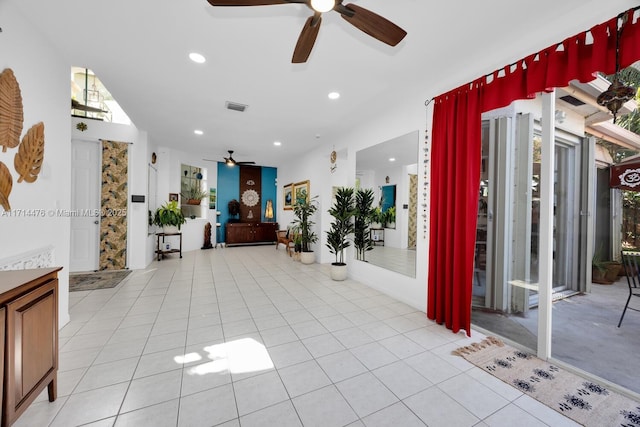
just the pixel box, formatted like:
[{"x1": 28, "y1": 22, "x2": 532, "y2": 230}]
[
  {"x1": 69, "y1": 270, "x2": 131, "y2": 292},
  {"x1": 453, "y1": 337, "x2": 640, "y2": 427}
]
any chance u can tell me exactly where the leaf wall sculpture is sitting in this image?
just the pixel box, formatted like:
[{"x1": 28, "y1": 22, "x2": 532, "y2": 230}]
[
  {"x1": 0, "y1": 161, "x2": 12, "y2": 211},
  {"x1": 0, "y1": 68, "x2": 24, "y2": 153},
  {"x1": 14, "y1": 122, "x2": 45, "y2": 183}
]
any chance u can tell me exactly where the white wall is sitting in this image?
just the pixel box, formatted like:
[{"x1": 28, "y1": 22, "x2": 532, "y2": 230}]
[
  {"x1": 154, "y1": 146, "x2": 219, "y2": 254},
  {"x1": 0, "y1": 2, "x2": 72, "y2": 326},
  {"x1": 70, "y1": 117, "x2": 151, "y2": 270},
  {"x1": 277, "y1": 96, "x2": 429, "y2": 312}
]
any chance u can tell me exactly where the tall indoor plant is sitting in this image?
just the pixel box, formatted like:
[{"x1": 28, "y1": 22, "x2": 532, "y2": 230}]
[
  {"x1": 293, "y1": 189, "x2": 318, "y2": 264},
  {"x1": 353, "y1": 188, "x2": 374, "y2": 261},
  {"x1": 326, "y1": 187, "x2": 355, "y2": 280}
]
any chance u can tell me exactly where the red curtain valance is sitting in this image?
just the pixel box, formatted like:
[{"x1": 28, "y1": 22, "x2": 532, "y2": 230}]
[{"x1": 428, "y1": 8, "x2": 640, "y2": 336}]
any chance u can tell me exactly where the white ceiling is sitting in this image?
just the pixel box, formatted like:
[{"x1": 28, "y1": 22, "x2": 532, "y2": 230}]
[{"x1": 10, "y1": 0, "x2": 639, "y2": 167}]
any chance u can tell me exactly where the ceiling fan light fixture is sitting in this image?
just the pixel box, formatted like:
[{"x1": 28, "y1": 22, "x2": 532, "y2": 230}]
[
  {"x1": 310, "y1": 0, "x2": 335, "y2": 13},
  {"x1": 328, "y1": 91, "x2": 340, "y2": 100}
]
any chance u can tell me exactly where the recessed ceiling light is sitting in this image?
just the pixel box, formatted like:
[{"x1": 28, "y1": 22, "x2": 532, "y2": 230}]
[
  {"x1": 328, "y1": 92, "x2": 340, "y2": 100},
  {"x1": 273, "y1": 141, "x2": 282, "y2": 146},
  {"x1": 189, "y1": 52, "x2": 206, "y2": 64},
  {"x1": 389, "y1": 157, "x2": 396, "y2": 162},
  {"x1": 194, "y1": 130, "x2": 203, "y2": 135}
]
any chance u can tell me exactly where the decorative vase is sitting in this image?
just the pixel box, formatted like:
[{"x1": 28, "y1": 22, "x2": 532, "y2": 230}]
[
  {"x1": 330, "y1": 263, "x2": 347, "y2": 281},
  {"x1": 300, "y1": 251, "x2": 315, "y2": 264}
]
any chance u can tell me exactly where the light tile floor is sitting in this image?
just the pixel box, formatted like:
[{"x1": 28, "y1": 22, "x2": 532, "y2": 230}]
[{"x1": 18, "y1": 246, "x2": 579, "y2": 427}]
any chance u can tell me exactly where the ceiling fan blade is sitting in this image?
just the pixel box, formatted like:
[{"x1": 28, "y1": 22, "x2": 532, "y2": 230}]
[
  {"x1": 338, "y1": 3, "x2": 407, "y2": 47},
  {"x1": 292, "y1": 14, "x2": 322, "y2": 64},
  {"x1": 236, "y1": 161, "x2": 256, "y2": 165},
  {"x1": 207, "y1": 0, "x2": 288, "y2": 6}
]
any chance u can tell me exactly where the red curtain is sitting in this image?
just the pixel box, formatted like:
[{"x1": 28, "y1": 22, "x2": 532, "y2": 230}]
[{"x1": 428, "y1": 8, "x2": 640, "y2": 336}]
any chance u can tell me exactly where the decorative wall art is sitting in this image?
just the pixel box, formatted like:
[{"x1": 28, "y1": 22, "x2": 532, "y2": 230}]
[
  {"x1": 209, "y1": 187, "x2": 216, "y2": 209},
  {"x1": 0, "y1": 162, "x2": 12, "y2": 210},
  {"x1": 0, "y1": 68, "x2": 45, "y2": 211},
  {"x1": 0, "y1": 68, "x2": 23, "y2": 153},
  {"x1": 283, "y1": 183, "x2": 293, "y2": 210},
  {"x1": 14, "y1": 122, "x2": 45, "y2": 183},
  {"x1": 169, "y1": 193, "x2": 179, "y2": 202},
  {"x1": 100, "y1": 140, "x2": 128, "y2": 270},
  {"x1": 239, "y1": 165, "x2": 261, "y2": 221},
  {"x1": 293, "y1": 180, "x2": 310, "y2": 204}
]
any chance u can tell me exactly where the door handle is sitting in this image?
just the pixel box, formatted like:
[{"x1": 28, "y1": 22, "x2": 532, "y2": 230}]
[{"x1": 94, "y1": 220, "x2": 99, "y2": 225}]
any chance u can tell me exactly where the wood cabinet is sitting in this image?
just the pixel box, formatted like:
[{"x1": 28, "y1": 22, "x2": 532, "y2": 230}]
[
  {"x1": 0, "y1": 267, "x2": 60, "y2": 427},
  {"x1": 225, "y1": 222, "x2": 278, "y2": 246}
]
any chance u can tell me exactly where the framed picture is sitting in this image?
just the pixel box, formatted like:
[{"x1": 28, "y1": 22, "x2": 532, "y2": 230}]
[
  {"x1": 209, "y1": 188, "x2": 216, "y2": 209},
  {"x1": 169, "y1": 193, "x2": 179, "y2": 202},
  {"x1": 283, "y1": 183, "x2": 293, "y2": 210},
  {"x1": 293, "y1": 180, "x2": 310, "y2": 204}
]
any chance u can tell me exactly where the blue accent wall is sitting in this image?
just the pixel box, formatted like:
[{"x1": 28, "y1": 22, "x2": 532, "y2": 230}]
[
  {"x1": 261, "y1": 167, "x2": 277, "y2": 223},
  {"x1": 217, "y1": 162, "x2": 240, "y2": 242},
  {"x1": 216, "y1": 163, "x2": 278, "y2": 242}
]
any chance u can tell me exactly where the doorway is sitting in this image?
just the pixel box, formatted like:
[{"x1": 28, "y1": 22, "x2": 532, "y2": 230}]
[
  {"x1": 70, "y1": 139, "x2": 129, "y2": 272},
  {"x1": 473, "y1": 116, "x2": 589, "y2": 315},
  {"x1": 70, "y1": 140, "x2": 100, "y2": 272}
]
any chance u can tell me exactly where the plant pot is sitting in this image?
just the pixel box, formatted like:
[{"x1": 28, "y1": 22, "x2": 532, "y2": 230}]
[
  {"x1": 386, "y1": 222, "x2": 396, "y2": 229},
  {"x1": 592, "y1": 266, "x2": 613, "y2": 284},
  {"x1": 162, "y1": 225, "x2": 180, "y2": 234},
  {"x1": 186, "y1": 199, "x2": 201, "y2": 205},
  {"x1": 330, "y1": 263, "x2": 347, "y2": 281},
  {"x1": 300, "y1": 251, "x2": 315, "y2": 264},
  {"x1": 604, "y1": 262, "x2": 622, "y2": 282},
  {"x1": 371, "y1": 222, "x2": 382, "y2": 229}
]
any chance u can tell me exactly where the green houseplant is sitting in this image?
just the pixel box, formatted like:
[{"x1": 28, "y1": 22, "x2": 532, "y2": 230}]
[
  {"x1": 370, "y1": 207, "x2": 385, "y2": 228},
  {"x1": 153, "y1": 200, "x2": 186, "y2": 232},
  {"x1": 354, "y1": 188, "x2": 374, "y2": 261},
  {"x1": 292, "y1": 189, "x2": 318, "y2": 264},
  {"x1": 326, "y1": 187, "x2": 355, "y2": 280},
  {"x1": 385, "y1": 206, "x2": 396, "y2": 228}
]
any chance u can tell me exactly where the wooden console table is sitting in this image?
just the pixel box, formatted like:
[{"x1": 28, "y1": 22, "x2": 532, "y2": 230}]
[
  {"x1": 0, "y1": 267, "x2": 61, "y2": 427},
  {"x1": 156, "y1": 232, "x2": 183, "y2": 261},
  {"x1": 225, "y1": 222, "x2": 278, "y2": 246}
]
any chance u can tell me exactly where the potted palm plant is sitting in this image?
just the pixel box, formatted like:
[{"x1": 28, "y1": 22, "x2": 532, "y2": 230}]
[
  {"x1": 153, "y1": 200, "x2": 186, "y2": 233},
  {"x1": 326, "y1": 187, "x2": 355, "y2": 280},
  {"x1": 354, "y1": 188, "x2": 374, "y2": 261},
  {"x1": 293, "y1": 189, "x2": 318, "y2": 264}
]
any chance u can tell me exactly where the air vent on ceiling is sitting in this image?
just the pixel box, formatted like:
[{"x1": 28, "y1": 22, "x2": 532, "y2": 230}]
[
  {"x1": 559, "y1": 95, "x2": 586, "y2": 106},
  {"x1": 225, "y1": 101, "x2": 248, "y2": 112}
]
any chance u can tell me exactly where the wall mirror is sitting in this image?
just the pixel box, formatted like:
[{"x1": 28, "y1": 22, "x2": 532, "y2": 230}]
[{"x1": 356, "y1": 130, "x2": 419, "y2": 277}]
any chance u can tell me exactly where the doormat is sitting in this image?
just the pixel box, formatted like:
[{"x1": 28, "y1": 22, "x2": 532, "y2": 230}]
[
  {"x1": 453, "y1": 337, "x2": 640, "y2": 426},
  {"x1": 69, "y1": 270, "x2": 131, "y2": 292}
]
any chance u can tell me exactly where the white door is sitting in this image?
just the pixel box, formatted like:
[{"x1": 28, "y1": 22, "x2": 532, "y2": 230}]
[{"x1": 70, "y1": 140, "x2": 100, "y2": 272}]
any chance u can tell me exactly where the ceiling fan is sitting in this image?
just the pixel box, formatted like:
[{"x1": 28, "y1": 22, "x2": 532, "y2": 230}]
[
  {"x1": 204, "y1": 150, "x2": 256, "y2": 166},
  {"x1": 205, "y1": 0, "x2": 407, "y2": 63}
]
